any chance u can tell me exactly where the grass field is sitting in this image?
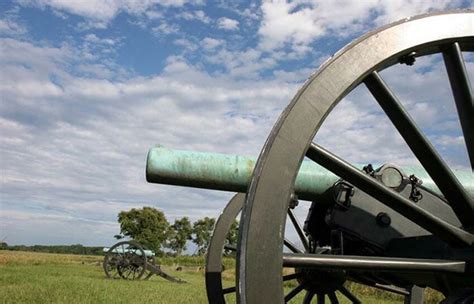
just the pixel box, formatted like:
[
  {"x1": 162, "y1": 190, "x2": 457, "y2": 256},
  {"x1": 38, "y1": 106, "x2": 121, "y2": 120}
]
[{"x1": 0, "y1": 250, "x2": 443, "y2": 303}]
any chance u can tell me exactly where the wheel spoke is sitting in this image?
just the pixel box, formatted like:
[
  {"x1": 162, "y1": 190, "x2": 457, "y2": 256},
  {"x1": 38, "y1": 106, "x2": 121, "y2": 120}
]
[
  {"x1": 222, "y1": 286, "x2": 236, "y2": 294},
  {"x1": 317, "y1": 293, "x2": 325, "y2": 304},
  {"x1": 363, "y1": 71, "x2": 474, "y2": 227},
  {"x1": 328, "y1": 292, "x2": 339, "y2": 304},
  {"x1": 303, "y1": 292, "x2": 315, "y2": 304},
  {"x1": 125, "y1": 266, "x2": 133, "y2": 279},
  {"x1": 284, "y1": 283, "x2": 306, "y2": 302},
  {"x1": 224, "y1": 244, "x2": 236, "y2": 252},
  {"x1": 288, "y1": 209, "x2": 310, "y2": 252},
  {"x1": 306, "y1": 143, "x2": 473, "y2": 247},
  {"x1": 128, "y1": 266, "x2": 136, "y2": 279},
  {"x1": 442, "y1": 42, "x2": 474, "y2": 170},
  {"x1": 284, "y1": 238, "x2": 304, "y2": 253},
  {"x1": 338, "y1": 286, "x2": 361, "y2": 304},
  {"x1": 133, "y1": 267, "x2": 140, "y2": 279},
  {"x1": 283, "y1": 273, "x2": 300, "y2": 281},
  {"x1": 130, "y1": 267, "x2": 137, "y2": 279},
  {"x1": 113, "y1": 269, "x2": 120, "y2": 278}
]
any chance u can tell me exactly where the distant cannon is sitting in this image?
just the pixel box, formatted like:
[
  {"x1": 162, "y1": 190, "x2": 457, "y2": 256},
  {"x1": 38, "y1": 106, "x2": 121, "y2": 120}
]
[
  {"x1": 103, "y1": 241, "x2": 185, "y2": 282},
  {"x1": 146, "y1": 11, "x2": 474, "y2": 304}
]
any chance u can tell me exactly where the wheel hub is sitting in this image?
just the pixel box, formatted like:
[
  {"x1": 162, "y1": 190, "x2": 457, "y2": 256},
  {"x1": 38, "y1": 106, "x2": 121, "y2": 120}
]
[{"x1": 296, "y1": 268, "x2": 346, "y2": 294}]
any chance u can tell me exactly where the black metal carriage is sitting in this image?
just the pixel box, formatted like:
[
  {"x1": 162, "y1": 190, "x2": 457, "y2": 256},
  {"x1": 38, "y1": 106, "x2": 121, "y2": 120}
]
[{"x1": 103, "y1": 240, "x2": 185, "y2": 283}]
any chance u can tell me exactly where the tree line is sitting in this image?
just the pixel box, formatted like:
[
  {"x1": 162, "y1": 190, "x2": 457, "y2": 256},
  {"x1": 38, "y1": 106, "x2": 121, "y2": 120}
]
[
  {"x1": 0, "y1": 243, "x2": 104, "y2": 255},
  {"x1": 117, "y1": 206, "x2": 238, "y2": 256},
  {"x1": 0, "y1": 207, "x2": 235, "y2": 257}
]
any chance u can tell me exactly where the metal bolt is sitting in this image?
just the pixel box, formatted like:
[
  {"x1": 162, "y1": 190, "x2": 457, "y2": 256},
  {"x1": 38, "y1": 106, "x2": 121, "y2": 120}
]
[
  {"x1": 399, "y1": 51, "x2": 417, "y2": 66},
  {"x1": 289, "y1": 193, "x2": 299, "y2": 209},
  {"x1": 376, "y1": 212, "x2": 391, "y2": 227}
]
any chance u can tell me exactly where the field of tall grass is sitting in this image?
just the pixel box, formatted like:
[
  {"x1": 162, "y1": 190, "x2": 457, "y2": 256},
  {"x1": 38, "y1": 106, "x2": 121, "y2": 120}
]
[{"x1": 0, "y1": 250, "x2": 443, "y2": 303}]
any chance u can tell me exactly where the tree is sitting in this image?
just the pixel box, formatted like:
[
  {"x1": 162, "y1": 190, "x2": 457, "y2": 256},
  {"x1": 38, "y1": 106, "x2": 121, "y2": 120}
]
[
  {"x1": 192, "y1": 217, "x2": 216, "y2": 255},
  {"x1": 118, "y1": 207, "x2": 170, "y2": 255},
  {"x1": 224, "y1": 220, "x2": 239, "y2": 256},
  {"x1": 0, "y1": 242, "x2": 8, "y2": 250},
  {"x1": 168, "y1": 217, "x2": 193, "y2": 256}
]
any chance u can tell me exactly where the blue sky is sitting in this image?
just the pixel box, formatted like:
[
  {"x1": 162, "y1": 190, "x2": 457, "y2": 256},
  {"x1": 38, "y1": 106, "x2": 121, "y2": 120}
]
[{"x1": 1, "y1": 0, "x2": 472, "y2": 247}]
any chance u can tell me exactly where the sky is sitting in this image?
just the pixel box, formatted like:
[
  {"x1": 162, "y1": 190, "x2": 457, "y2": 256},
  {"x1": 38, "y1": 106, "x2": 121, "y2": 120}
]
[{"x1": 1, "y1": 0, "x2": 472, "y2": 248}]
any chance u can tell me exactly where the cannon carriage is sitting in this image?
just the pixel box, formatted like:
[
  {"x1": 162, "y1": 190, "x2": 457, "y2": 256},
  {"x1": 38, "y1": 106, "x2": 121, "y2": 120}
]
[
  {"x1": 146, "y1": 11, "x2": 473, "y2": 303},
  {"x1": 103, "y1": 240, "x2": 185, "y2": 283}
]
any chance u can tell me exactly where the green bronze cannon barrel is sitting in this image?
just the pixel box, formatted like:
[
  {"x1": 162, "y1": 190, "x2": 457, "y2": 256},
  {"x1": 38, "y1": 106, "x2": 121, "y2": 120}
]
[{"x1": 146, "y1": 146, "x2": 474, "y2": 201}]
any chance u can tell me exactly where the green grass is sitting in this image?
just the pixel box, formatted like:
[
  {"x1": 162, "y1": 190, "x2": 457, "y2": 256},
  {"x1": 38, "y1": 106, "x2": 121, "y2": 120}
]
[
  {"x1": 0, "y1": 251, "x2": 443, "y2": 303},
  {"x1": 0, "y1": 251, "x2": 212, "y2": 304}
]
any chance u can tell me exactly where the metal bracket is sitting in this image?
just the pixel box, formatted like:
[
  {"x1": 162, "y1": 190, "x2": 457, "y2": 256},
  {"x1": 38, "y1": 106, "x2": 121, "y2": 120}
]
[
  {"x1": 333, "y1": 181, "x2": 354, "y2": 210},
  {"x1": 404, "y1": 285, "x2": 424, "y2": 304}
]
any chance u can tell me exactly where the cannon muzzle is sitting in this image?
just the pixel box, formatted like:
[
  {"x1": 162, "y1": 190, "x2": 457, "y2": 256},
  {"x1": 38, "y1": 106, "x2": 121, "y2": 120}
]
[{"x1": 146, "y1": 146, "x2": 473, "y2": 200}]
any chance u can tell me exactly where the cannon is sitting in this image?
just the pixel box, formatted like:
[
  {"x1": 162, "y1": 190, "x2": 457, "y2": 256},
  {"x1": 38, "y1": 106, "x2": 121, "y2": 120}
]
[
  {"x1": 146, "y1": 11, "x2": 474, "y2": 304},
  {"x1": 103, "y1": 240, "x2": 185, "y2": 283}
]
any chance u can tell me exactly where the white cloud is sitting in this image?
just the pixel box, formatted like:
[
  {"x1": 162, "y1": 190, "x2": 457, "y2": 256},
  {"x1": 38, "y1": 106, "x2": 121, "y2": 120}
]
[
  {"x1": 77, "y1": 19, "x2": 109, "y2": 30},
  {"x1": 434, "y1": 135, "x2": 465, "y2": 148},
  {"x1": 217, "y1": 17, "x2": 239, "y2": 30},
  {"x1": 22, "y1": 0, "x2": 121, "y2": 21},
  {"x1": 152, "y1": 22, "x2": 180, "y2": 35},
  {"x1": 315, "y1": 54, "x2": 471, "y2": 170},
  {"x1": 215, "y1": 2, "x2": 260, "y2": 23},
  {"x1": 145, "y1": 10, "x2": 163, "y2": 20},
  {"x1": 257, "y1": 0, "x2": 460, "y2": 53},
  {"x1": 0, "y1": 38, "x2": 296, "y2": 245},
  {"x1": 19, "y1": 0, "x2": 198, "y2": 26},
  {"x1": 174, "y1": 38, "x2": 198, "y2": 51},
  {"x1": 179, "y1": 10, "x2": 211, "y2": 23},
  {"x1": 258, "y1": 1, "x2": 324, "y2": 52},
  {"x1": 0, "y1": 209, "x2": 119, "y2": 245},
  {"x1": 240, "y1": 7, "x2": 260, "y2": 22},
  {"x1": 84, "y1": 33, "x2": 118, "y2": 45},
  {"x1": 201, "y1": 37, "x2": 224, "y2": 50},
  {"x1": 76, "y1": 63, "x2": 115, "y2": 79},
  {"x1": 316, "y1": 95, "x2": 417, "y2": 166},
  {"x1": 203, "y1": 46, "x2": 279, "y2": 79},
  {"x1": 0, "y1": 18, "x2": 27, "y2": 36},
  {"x1": 373, "y1": 0, "x2": 463, "y2": 25}
]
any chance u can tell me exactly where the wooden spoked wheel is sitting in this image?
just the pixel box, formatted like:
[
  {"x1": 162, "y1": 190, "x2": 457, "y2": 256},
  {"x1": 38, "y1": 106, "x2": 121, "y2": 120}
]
[
  {"x1": 103, "y1": 241, "x2": 147, "y2": 280},
  {"x1": 237, "y1": 11, "x2": 474, "y2": 304}
]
